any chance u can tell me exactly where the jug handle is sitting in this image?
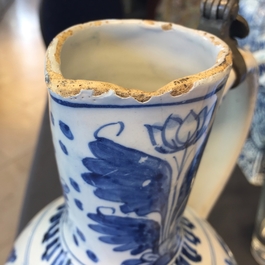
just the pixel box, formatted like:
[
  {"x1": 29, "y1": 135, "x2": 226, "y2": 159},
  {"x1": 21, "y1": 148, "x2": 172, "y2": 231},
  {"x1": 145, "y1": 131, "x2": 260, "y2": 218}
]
[
  {"x1": 223, "y1": 48, "x2": 257, "y2": 98},
  {"x1": 188, "y1": 48, "x2": 259, "y2": 218},
  {"x1": 198, "y1": 0, "x2": 249, "y2": 89},
  {"x1": 188, "y1": 0, "x2": 259, "y2": 218}
]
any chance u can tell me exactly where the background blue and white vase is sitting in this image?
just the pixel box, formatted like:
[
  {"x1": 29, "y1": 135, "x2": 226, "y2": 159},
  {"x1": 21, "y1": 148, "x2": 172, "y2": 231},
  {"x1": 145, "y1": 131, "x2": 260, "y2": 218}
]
[
  {"x1": 237, "y1": 0, "x2": 265, "y2": 185},
  {"x1": 6, "y1": 20, "x2": 236, "y2": 265}
]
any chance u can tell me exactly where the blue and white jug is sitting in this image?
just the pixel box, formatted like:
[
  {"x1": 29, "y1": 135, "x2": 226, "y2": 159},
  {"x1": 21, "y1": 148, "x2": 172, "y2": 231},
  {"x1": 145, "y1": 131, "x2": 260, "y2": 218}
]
[{"x1": 6, "y1": 20, "x2": 259, "y2": 265}]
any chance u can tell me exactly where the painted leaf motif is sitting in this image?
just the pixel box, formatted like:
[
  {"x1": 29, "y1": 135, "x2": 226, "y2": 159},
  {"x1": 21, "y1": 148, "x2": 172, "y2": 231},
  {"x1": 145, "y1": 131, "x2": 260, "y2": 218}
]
[
  {"x1": 88, "y1": 211, "x2": 160, "y2": 255},
  {"x1": 168, "y1": 135, "x2": 209, "y2": 236},
  {"x1": 82, "y1": 138, "x2": 172, "y2": 219}
]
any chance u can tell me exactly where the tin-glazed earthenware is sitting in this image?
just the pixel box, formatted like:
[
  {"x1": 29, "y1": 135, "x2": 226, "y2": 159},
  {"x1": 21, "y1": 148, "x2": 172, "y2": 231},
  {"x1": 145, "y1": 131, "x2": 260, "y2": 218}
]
[{"x1": 6, "y1": 19, "x2": 254, "y2": 265}]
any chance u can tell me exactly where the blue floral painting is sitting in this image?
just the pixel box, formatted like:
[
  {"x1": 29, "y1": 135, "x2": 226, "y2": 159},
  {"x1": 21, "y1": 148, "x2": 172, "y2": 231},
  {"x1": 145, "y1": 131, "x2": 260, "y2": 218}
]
[
  {"x1": 40, "y1": 101, "x2": 238, "y2": 265},
  {"x1": 80, "y1": 104, "x2": 216, "y2": 265},
  {"x1": 82, "y1": 137, "x2": 172, "y2": 220},
  {"x1": 144, "y1": 105, "x2": 215, "y2": 154}
]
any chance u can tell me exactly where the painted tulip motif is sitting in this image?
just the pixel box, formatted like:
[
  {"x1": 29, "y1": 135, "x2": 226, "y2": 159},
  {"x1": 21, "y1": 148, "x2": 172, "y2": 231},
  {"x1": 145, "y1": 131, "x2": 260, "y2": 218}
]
[
  {"x1": 76, "y1": 103, "x2": 217, "y2": 265},
  {"x1": 145, "y1": 104, "x2": 216, "y2": 154}
]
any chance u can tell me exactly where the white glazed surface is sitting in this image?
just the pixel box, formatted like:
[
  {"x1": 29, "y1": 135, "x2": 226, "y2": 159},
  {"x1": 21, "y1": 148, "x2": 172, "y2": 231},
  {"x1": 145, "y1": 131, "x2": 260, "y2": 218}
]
[
  {"x1": 5, "y1": 197, "x2": 236, "y2": 265},
  {"x1": 45, "y1": 78, "x2": 225, "y2": 265},
  {"x1": 59, "y1": 21, "x2": 218, "y2": 92}
]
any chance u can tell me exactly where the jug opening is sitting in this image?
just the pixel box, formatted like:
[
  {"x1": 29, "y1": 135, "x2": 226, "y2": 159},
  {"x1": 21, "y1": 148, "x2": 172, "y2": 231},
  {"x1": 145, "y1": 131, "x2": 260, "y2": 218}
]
[{"x1": 46, "y1": 20, "x2": 232, "y2": 101}]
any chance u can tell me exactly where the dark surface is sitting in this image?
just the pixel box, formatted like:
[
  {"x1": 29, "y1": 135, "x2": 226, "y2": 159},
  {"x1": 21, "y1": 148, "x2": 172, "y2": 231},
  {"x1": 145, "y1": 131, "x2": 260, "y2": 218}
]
[
  {"x1": 0, "y1": 0, "x2": 14, "y2": 21},
  {"x1": 209, "y1": 166, "x2": 261, "y2": 265},
  {"x1": 17, "y1": 103, "x2": 61, "y2": 234},
  {"x1": 38, "y1": 0, "x2": 160, "y2": 47},
  {"x1": 39, "y1": 0, "x2": 124, "y2": 46}
]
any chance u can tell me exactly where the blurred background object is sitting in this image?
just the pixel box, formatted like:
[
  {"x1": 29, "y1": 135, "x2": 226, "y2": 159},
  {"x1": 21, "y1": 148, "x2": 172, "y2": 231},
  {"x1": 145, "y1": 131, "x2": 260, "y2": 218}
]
[
  {"x1": 237, "y1": 0, "x2": 265, "y2": 186},
  {"x1": 39, "y1": 0, "x2": 124, "y2": 47},
  {"x1": 251, "y1": 178, "x2": 265, "y2": 264},
  {"x1": 0, "y1": 0, "x2": 13, "y2": 20},
  {"x1": 156, "y1": 0, "x2": 201, "y2": 28},
  {"x1": 0, "y1": 0, "x2": 46, "y2": 263}
]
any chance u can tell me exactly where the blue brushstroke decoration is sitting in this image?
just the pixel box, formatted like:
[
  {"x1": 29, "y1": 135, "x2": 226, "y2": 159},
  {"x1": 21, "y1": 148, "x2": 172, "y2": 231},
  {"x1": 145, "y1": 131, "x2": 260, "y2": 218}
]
[
  {"x1": 6, "y1": 248, "x2": 17, "y2": 263},
  {"x1": 59, "y1": 140, "x2": 68, "y2": 155},
  {"x1": 76, "y1": 228, "x2": 86, "y2": 242},
  {"x1": 50, "y1": 112, "x2": 55, "y2": 125},
  {"x1": 73, "y1": 234, "x2": 79, "y2": 246},
  {"x1": 70, "y1": 177, "x2": 80, "y2": 192},
  {"x1": 81, "y1": 137, "x2": 172, "y2": 219},
  {"x1": 49, "y1": 82, "x2": 224, "y2": 109},
  {"x1": 74, "y1": 199, "x2": 83, "y2": 211},
  {"x1": 88, "y1": 210, "x2": 160, "y2": 255},
  {"x1": 86, "y1": 250, "x2": 99, "y2": 263},
  {"x1": 42, "y1": 205, "x2": 73, "y2": 265},
  {"x1": 59, "y1": 120, "x2": 74, "y2": 140},
  {"x1": 62, "y1": 183, "x2": 70, "y2": 194},
  {"x1": 80, "y1": 119, "x2": 209, "y2": 264},
  {"x1": 145, "y1": 104, "x2": 216, "y2": 154}
]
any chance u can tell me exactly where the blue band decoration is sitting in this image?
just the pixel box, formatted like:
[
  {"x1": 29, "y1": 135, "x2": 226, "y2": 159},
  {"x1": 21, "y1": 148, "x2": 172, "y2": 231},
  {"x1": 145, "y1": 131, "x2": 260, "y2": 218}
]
[{"x1": 49, "y1": 82, "x2": 225, "y2": 109}]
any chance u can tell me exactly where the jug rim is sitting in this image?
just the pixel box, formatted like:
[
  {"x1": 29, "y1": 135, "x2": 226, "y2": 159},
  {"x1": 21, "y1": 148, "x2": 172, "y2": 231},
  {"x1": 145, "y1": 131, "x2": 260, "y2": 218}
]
[{"x1": 45, "y1": 19, "x2": 232, "y2": 102}]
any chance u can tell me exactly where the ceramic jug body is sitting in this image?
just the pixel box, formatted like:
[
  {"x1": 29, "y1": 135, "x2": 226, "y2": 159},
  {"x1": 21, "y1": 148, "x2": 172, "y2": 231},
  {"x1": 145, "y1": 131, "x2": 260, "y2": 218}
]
[{"x1": 6, "y1": 20, "x2": 238, "y2": 265}]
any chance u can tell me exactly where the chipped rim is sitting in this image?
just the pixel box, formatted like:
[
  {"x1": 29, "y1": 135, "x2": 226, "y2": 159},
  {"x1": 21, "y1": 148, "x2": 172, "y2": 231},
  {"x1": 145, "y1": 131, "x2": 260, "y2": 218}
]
[{"x1": 45, "y1": 19, "x2": 232, "y2": 102}]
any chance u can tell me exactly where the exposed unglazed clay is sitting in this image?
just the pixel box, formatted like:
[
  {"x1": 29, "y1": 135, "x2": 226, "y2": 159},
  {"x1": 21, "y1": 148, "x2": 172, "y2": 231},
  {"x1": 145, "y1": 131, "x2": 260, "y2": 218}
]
[{"x1": 45, "y1": 20, "x2": 232, "y2": 102}]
